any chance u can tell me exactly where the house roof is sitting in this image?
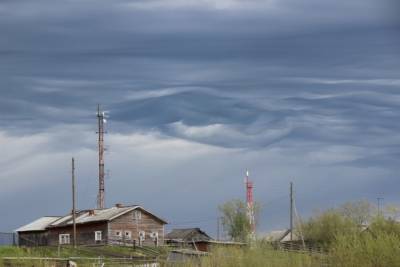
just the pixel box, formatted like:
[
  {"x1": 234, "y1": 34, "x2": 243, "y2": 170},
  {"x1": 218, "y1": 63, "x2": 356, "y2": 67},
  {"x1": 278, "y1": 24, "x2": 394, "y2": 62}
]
[
  {"x1": 166, "y1": 228, "x2": 212, "y2": 242},
  {"x1": 16, "y1": 216, "x2": 61, "y2": 232},
  {"x1": 49, "y1": 205, "x2": 167, "y2": 227},
  {"x1": 264, "y1": 229, "x2": 301, "y2": 242}
]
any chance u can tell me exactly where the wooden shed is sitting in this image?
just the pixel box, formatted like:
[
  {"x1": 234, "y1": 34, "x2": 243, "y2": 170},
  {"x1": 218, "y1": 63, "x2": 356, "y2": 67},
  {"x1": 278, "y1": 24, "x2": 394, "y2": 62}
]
[{"x1": 165, "y1": 228, "x2": 212, "y2": 251}]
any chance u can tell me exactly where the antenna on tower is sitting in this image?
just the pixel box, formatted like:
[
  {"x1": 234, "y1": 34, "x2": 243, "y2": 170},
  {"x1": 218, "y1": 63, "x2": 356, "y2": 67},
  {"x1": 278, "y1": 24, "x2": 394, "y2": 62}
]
[
  {"x1": 96, "y1": 104, "x2": 107, "y2": 209},
  {"x1": 245, "y1": 169, "x2": 255, "y2": 239}
]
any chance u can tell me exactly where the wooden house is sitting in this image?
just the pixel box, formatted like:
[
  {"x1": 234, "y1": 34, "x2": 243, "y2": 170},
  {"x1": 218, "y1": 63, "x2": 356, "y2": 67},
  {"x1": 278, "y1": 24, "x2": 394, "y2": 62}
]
[
  {"x1": 16, "y1": 204, "x2": 167, "y2": 247},
  {"x1": 165, "y1": 228, "x2": 245, "y2": 252},
  {"x1": 165, "y1": 228, "x2": 212, "y2": 251},
  {"x1": 263, "y1": 229, "x2": 302, "y2": 243}
]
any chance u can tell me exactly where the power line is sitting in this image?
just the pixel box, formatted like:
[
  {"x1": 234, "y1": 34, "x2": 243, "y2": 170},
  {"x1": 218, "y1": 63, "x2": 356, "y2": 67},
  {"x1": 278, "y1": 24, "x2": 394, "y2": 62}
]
[{"x1": 293, "y1": 197, "x2": 306, "y2": 249}]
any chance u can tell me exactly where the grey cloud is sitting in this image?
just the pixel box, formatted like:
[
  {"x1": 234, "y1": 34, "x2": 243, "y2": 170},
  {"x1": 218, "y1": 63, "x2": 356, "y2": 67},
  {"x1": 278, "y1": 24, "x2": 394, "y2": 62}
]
[{"x1": 0, "y1": 0, "x2": 399, "y2": 234}]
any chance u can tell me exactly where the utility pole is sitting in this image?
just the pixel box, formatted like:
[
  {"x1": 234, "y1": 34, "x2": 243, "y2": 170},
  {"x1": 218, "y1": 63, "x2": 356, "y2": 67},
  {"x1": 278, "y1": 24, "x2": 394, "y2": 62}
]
[
  {"x1": 290, "y1": 182, "x2": 293, "y2": 241},
  {"x1": 377, "y1": 197, "x2": 384, "y2": 217},
  {"x1": 217, "y1": 217, "x2": 220, "y2": 241},
  {"x1": 97, "y1": 104, "x2": 106, "y2": 209},
  {"x1": 72, "y1": 157, "x2": 77, "y2": 248}
]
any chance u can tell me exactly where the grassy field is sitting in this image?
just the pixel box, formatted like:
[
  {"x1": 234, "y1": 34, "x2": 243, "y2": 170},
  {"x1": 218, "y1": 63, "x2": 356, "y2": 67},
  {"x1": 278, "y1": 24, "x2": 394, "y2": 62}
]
[
  {"x1": 3, "y1": 238, "x2": 399, "y2": 267},
  {"x1": 169, "y1": 247, "x2": 323, "y2": 267},
  {"x1": 0, "y1": 244, "x2": 321, "y2": 267},
  {"x1": 0, "y1": 245, "x2": 165, "y2": 266}
]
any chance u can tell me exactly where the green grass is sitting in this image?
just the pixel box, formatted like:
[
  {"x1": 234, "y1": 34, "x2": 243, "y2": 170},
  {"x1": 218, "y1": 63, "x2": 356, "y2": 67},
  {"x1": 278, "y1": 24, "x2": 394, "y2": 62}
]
[
  {"x1": 0, "y1": 245, "x2": 321, "y2": 267},
  {"x1": 329, "y1": 232, "x2": 400, "y2": 267},
  {"x1": 165, "y1": 244, "x2": 323, "y2": 267},
  {"x1": 8, "y1": 237, "x2": 400, "y2": 267},
  {"x1": 0, "y1": 245, "x2": 167, "y2": 266}
]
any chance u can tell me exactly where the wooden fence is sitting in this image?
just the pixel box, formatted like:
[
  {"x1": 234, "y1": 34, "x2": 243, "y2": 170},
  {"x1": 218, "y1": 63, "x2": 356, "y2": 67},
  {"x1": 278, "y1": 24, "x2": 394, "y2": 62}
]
[
  {"x1": 2, "y1": 257, "x2": 160, "y2": 267},
  {"x1": 0, "y1": 232, "x2": 17, "y2": 246}
]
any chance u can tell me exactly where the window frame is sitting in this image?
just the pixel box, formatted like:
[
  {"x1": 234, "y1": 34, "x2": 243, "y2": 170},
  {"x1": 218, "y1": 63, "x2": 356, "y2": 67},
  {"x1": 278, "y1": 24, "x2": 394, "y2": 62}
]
[
  {"x1": 115, "y1": 230, "x2": 122, "y2": 240},
  {"x1": 124, "y1": 231, "x2": 132, "y2": 240},
  {"x1": 150, "y1": 231, "x2": 158, "y2": 239},
  {"x1": 95, "y1": 231, "x2": 102, "y2": 241},
  {"x1": 139, "y1": 230, "x2": 146, "y2": 241},
  {"x1": 59, "y1": 234, "x2": 70, "y2": 245}
]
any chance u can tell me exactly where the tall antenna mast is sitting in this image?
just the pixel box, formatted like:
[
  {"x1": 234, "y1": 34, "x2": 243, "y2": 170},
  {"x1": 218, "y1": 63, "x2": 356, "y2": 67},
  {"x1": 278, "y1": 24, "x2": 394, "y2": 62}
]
[
  {"x1": 97, "y1": 104, "x2": 107, "y2": 209},
  {"x1": 245, "y1": 170, "x2": 255, "y2": 238}
]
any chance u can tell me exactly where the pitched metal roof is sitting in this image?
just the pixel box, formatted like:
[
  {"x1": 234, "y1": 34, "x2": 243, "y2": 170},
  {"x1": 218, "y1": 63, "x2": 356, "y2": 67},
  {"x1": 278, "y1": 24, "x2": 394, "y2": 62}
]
[
  {"x1": 15, "y1": 216, "x2": 61, "y2": 232},
  {"x1": 49, "y1": 205, "x2": 167, "y2": 227},
  {"x1": 264, "y1": 229, "x2": 300, "y2": 242},
  {"x1": 166, "y1": 228, "x2": 212, "y2": 241}
]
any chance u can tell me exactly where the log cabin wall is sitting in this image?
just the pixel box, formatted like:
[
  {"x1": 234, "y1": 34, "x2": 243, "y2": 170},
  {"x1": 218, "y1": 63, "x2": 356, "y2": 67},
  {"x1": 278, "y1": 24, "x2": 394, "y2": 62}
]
[
  {"x1": 18, "y1": 231, "x2": 49, "y2": 246},
  {"x1": 47, "y1": 221, "x2": 108, "y2": 246},
  {"x1": 108, "y1": 209, "x2": 165, "y2": 246}
]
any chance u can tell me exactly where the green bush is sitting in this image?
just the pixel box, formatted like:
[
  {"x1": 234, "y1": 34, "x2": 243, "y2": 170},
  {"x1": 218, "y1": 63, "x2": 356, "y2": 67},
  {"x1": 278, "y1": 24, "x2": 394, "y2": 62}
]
[
  {"x1": 168, "y1": 244, "x2": 321, "y2": 267},
  {"x1": 330, "y1": 230, "x2": 400, "y2": 267},
  {"x1": 302, "y1": 209, "x2": 358, "y2": 247}
]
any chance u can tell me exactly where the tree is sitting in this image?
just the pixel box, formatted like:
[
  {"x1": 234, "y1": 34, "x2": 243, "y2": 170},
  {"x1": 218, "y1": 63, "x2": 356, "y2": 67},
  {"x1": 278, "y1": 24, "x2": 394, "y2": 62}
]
[
  {"x1": 337, "y1": 200, "x2": 374, "y2": 225},
  {"x1": 302, "y1": 209, "x2": 358, "y2": 247},
  {"x1": 219, "y1": 199, "x2": 260, "y2": 242},
  {"x1": 384, "y1": 204, "x2": 400, "y2": 220}
]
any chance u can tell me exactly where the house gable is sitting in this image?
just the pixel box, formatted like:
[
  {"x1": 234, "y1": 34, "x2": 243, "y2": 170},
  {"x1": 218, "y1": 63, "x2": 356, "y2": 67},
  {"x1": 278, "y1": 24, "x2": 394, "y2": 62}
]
[{"x1": 108, "y1": 209, "x2": 165, "y2": 245}]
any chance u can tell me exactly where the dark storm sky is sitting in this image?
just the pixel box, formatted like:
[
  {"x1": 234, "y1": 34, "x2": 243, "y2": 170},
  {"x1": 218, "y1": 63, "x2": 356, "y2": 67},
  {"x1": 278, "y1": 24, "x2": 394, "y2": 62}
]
[{"x1": 1, "y1": 0, "x2": 399, "y2": 235}]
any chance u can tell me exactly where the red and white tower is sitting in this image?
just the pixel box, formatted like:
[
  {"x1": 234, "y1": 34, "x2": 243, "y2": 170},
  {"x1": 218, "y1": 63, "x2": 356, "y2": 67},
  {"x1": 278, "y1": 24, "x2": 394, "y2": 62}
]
[{"x1": 245, "y1": 170, "x2": 255, "y2": 237}]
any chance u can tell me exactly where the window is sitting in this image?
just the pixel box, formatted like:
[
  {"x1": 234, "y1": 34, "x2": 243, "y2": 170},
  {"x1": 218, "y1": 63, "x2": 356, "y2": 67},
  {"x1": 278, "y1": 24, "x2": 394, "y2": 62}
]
[
  {"x1": 95, "y1": 231, "x2": 102, "y2": 241},
  {"x1": 134, "y1": 210, "x2": 142, "y2": 221},
  {"x1": 150, "y1": 232, "x2": 159, "y2": 246},
  {"x1": 59, "y1": 234, "x2": 70, "y2": 245},
  {"x1": 115, "y1": 230, "x2": 122, "y2": 239},
  {"x1": 150, "y1": 232, "x2": 158, "y2": 240},
  {"x1": 124, "y1": 231, "x2": 132, "y2": 240},
  {"x1": 139, "y1": 231, "x2": 145, "y2": 241}
]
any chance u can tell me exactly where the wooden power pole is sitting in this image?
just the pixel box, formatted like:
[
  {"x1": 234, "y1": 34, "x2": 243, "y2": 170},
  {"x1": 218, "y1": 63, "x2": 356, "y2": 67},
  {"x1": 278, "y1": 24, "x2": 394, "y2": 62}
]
[
  {"x1": 72, "y1": 158, "x2": 77, "y2": 248},
  {"x1": 217, "y1": 217, "x2": 220, "y2": 241},
  {"x1": 290, "y1": 182, "x2": 293, "y2": 241}
]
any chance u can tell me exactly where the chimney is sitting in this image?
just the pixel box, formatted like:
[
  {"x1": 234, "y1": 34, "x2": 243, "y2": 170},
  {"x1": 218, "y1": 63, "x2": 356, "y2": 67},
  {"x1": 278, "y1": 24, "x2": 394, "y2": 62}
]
[
  {"x1": 115, "y1": 203, "x2": 123, "y2": 208},
  {"x1": 88, "y1": 210, "x2": 95, "y2": 216}
]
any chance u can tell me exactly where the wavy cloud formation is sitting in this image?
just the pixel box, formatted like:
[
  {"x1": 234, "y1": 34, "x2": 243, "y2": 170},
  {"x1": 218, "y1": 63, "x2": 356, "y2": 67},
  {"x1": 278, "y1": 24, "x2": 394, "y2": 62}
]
[{"x1": 0, "y1": 0, "x2": 399, "y2": 234}]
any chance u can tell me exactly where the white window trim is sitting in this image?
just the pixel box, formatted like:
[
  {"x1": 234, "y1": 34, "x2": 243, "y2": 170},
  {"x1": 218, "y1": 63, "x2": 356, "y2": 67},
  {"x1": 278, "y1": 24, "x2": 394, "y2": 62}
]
[
  {"x1": 139, "y1": 231, "x2": 146, "y2": 241},
  {"x1": 115, "y1": 230, "x2": 122, "y2": 239},
  {"x1": 150, "y1": 232, "x2": 158, "y2": 239},
  {"x1": 124, "y1": 231, "x2": 132, "y2": 240},
  {"x1": 151, "y1": 232, "x2": 159, "y2": 246},
  {"x1": 95, "y1": 231, "x2": 102, "y2": 241},
  {"x1": 59, "y1": 234, "x2": 70, "y2": 245}
]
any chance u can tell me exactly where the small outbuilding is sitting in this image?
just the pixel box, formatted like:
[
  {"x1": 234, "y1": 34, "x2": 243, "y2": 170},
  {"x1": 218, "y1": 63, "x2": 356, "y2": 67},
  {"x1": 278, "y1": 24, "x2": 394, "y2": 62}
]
[
  {"x1": 165, "y1": 228, "x2": 245, "y2": 252},
  {"x1": 165, "y1": 228, "x2": 212, "y2": 251}
]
